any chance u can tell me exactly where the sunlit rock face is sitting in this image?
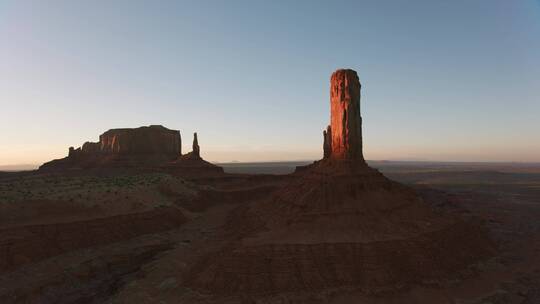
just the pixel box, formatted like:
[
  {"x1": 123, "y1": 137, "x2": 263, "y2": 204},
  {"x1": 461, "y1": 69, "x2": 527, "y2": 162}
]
[
  {"x1": 329, "y1": 69, "x2": 364, "y2": 161},
  {"x1": 39, "y1": 125, "x2": 182, "y2": 170},
  {"x1": 93, "y1": 125, "x2": 181, "y2": 155}
]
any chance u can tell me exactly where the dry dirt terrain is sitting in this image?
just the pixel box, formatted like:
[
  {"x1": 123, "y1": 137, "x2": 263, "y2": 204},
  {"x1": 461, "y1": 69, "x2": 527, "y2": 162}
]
[{"x1": 0, "y1": 161, "x2": 539, "y2": 303}]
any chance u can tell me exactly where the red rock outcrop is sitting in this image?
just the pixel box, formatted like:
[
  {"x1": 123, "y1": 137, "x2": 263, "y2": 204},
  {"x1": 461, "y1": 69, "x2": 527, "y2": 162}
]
[
  {"x1": 40, "y1": 125, "x2": 182, "y2": 170},
  {"x1": 81, "y1": 141, "x2": 101, "y2": 153},
  {"x1": 329, "y1": 69, "x2": 364, "y2": 161},
  {"x1": 96, "y1": 125, "x2": 181, "y2": 155}
]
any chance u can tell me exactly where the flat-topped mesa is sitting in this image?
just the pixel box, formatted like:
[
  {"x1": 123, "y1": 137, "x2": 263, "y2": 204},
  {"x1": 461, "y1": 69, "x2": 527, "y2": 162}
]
[
  {"x1": 327, "y1": 69, "x2": 364, "y2": 161},
  {"x1": 39, "y1": 125, "x2": 182, "y2": 170},
  {"x1": 95, "y1": 125, "x2": 181, "y2": 155}
]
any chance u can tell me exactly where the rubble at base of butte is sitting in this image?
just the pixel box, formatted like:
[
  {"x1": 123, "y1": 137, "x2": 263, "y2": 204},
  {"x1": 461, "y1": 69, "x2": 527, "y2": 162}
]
[{"x1": 185, "y1": 69, "x2": 495, "y2": 296}]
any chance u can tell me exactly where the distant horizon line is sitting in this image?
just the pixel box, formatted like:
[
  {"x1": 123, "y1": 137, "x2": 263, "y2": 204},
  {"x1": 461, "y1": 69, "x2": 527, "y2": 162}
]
[{"x1": 2, "y1": 159, "x2": 540, "y2": 172}]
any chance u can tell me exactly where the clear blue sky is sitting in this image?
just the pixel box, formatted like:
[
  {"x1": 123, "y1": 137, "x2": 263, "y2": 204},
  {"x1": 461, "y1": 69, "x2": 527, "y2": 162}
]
[{"x1": 1, "y1": 0, "x2": 539, "y2": 165}]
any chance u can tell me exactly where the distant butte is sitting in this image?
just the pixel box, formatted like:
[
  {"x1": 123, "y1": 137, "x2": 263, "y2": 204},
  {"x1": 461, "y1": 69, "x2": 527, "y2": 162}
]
[
  {"x1": 39, "y1": 126, "x2": 222, "y2": 175},
  {"x1": 40, "y1": 125, "x2": 181, "y2": 170}
]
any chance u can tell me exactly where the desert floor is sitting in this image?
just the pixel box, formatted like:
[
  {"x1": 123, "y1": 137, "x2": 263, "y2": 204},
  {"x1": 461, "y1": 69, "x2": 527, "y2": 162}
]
[{"x1": 1, "y1": 161, "x2": 539, "y2": 303}]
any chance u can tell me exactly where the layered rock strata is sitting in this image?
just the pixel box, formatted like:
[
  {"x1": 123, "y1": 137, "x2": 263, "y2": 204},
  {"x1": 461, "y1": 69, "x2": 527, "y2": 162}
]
[
  {"x1": 96, "y1": 125, "x2": 181, "y2": 155},
  {"x1": 329, "y1": 69, "x2": 364, "y2": 161},
  {"x1": 0, "y1": 206, "x2": 186, "y2": 274},
  {"x1": 40, "y1": 125, "x2": 182, "y2": 170}
]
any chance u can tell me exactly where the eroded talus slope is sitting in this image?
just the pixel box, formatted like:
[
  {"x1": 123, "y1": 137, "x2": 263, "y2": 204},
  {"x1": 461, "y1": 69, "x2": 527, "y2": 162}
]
[{"x1": 187, "y1": 160, "x2": 495, "y2": 296}]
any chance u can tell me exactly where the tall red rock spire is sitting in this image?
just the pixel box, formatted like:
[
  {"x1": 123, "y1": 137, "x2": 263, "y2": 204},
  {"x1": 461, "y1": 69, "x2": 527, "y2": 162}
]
[{"x1": 328, "y1": 69, "x2": 364, "y2": 161}]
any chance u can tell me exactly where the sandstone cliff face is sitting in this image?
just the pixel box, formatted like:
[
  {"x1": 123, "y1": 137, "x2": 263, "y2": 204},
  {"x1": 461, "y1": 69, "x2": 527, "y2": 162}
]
[
  {"x1": 81, "y1": 141, "x2": 100, "y2": 154},
  {"x1": 329, "y1": 69, "x2": 363, "y2": 161},
  {"x1": 92, "y1": 125, "x2": 181, "y2": 155},
  {"x1": 39, "y1": 125, "x2": 182, "y2": 170}
]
